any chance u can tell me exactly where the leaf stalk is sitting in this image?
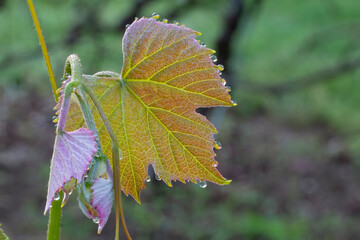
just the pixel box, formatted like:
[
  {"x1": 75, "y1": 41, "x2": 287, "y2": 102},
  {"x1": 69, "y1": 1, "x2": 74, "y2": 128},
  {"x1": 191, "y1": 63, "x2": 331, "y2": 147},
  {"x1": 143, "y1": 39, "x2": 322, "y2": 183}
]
[{"x1": 81, "y1": 83, "x2": 132, "y2": 240}]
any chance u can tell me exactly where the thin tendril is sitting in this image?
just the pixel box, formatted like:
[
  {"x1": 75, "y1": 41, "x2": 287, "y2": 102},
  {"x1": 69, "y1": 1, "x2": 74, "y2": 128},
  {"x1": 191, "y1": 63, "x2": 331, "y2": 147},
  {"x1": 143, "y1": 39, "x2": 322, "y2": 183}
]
[{"x1": 26, "y1": 0, "x2": 59, "y2": 102}]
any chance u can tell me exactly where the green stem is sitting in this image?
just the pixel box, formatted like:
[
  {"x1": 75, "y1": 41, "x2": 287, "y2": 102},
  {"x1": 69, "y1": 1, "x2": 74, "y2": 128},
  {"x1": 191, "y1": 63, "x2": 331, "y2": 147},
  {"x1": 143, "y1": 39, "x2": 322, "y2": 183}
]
[
  {"x1": 81, "y1": 83, "x2": 132, "y2": 240},
  {"x1": 26, "y1": 0, "x2": 59, "y2": 102},
  {"x1": 64, "y1": 55, "x2": 82, "y2": 82},
  {"x1": 47, "y1": 191, "x2": 63, "y2": 240}
]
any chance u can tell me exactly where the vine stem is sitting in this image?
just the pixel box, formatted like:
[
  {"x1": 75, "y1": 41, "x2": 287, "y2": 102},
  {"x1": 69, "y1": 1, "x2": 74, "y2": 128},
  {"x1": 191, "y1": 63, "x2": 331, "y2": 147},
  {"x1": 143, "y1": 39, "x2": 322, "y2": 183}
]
[
  {"x1": 81, "y1": 83, "x2": 132, "y2": 240},
  {"x1": 26, "y1": 0, "x2": 59, "y2": 102},
  {"x1": 47, "y1": 191, "x2": 63, "y2": 240}
]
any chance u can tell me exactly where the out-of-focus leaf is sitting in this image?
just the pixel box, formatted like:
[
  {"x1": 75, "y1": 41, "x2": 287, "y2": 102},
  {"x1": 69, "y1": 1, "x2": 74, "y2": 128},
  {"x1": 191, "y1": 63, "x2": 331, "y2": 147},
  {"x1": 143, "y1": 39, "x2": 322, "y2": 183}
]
[{"x1": 0, "y1": 224, "x2": 9, "y2": 240}]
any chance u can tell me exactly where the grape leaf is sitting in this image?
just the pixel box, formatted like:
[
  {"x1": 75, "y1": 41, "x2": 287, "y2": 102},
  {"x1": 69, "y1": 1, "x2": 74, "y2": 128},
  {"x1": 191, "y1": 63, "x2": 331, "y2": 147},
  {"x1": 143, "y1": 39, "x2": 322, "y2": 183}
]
[
  {"x1": 65, "y1": 17, "x2": 235, "y2": 202},
  {"x1": 92, "y1": 177, "x2": 113, "y2": 234},
  {"x1": 45, "y1": 82, "x2": 97, "y2": 213}
]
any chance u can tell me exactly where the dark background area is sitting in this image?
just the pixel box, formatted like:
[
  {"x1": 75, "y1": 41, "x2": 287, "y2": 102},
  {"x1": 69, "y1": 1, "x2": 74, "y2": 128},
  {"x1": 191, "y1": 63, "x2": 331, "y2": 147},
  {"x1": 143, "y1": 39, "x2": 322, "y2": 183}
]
[{"x1": 2, "y1": 0, "x2": 360, "y2": 239}]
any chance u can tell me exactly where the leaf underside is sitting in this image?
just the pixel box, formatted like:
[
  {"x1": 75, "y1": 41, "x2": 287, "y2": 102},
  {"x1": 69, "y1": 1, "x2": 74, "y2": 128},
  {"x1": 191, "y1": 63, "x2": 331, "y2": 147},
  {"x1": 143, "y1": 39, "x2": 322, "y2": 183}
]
[
  {"x1": 65, "y1": 17, "x2": 235, "y2": 202},
  {"x1": 45, "y1": 128, "x2": 97, "y2": 213},
  {"x1": 92, "y1": 178, "x2": 113, "y2": 234}
]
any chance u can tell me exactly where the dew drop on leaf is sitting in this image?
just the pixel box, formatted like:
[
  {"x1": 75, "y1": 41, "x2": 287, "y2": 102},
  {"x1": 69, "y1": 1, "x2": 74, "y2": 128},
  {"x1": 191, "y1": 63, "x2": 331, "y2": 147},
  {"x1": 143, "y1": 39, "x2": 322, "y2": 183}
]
[
  {"x1": 214, "y1": 141, "x2": 222, "y2": 150},
  {"x1": 199, "y1": 181, "x2": 207, "y2": 188},
  {"x1": 155, "y1": 174, "x2": 161, "y2": 181},
  {"x1": 232, "y1": 100, "x2": 238, "y2": 106},
  {"x1": 146, "y1": 175, "x2": 151, "y2": 182},
  {"x1": 196, "y1": 180, "x2": 207, "y2": 188},
  {"x1": 93, "y1": 217, "x2": 100, "y2": 224},
  {"x1": 217, "y1": 64, "x2": 224, "y2": 71},
  {"x1": 125, "y1": 24, "x2": 130, "y2": 28},
  {"x1": 61, "y1": 192, "x2": 69, "y2": 207},
  {"x1": 213, "y1": 161, "x2": 218, "y2": 168},
  {"x1": 52, "y1": 116, "x2": 58, "y2": 123},
  {"x1": 226, "y1": 86, "x2": 231, "y2": 92},
  {"x1": 211, "y1": 55, "x2": 218, "y2": 62},
  {"x1": 54, "y1": 192, "x2": 60, "y2": 201}
]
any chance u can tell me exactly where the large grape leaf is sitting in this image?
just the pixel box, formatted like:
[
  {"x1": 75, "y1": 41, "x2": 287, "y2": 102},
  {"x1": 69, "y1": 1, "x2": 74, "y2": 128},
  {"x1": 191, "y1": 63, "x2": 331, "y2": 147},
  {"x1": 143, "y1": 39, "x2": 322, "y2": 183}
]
[{"x1": 65, "y1": 17, "x2": 235, "y2": 202}]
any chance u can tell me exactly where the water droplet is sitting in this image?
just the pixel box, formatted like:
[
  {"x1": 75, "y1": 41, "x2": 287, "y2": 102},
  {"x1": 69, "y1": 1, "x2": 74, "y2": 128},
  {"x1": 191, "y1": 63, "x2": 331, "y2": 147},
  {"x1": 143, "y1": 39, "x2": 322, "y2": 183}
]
[
  {"x1": 54, "y1": 193, "x2": 60, "y2": 201},
  {"x1": 200, "y1": 42, "x2": 206, "y2": 47},
  {"x1": 214, "y1": 141, "x2": 222, "y2": 150},
  {"x1": 61, "y1": 192, "x2": 69, "y2": 207},
  {"x1": 125, "y1": 24, "x2": 130, "y2": 28},
  {"x1": 199, "y1": 181, "x2": 207, "y2": 188},
  {"x1": 162, "y1": 18, "x2": 168, "y2": 23},
  {"x1": 146, "y1": 175, "x2": 151, "y2": 182},
  {"x1": 232, "y1": 100, "x2": 238, "y2": 106},
  {"x1": 211, "y1": 55, "x2": 217, "y2": 62},
  {"x1": 173, "y1": 21, "x2": 179, "y2": 25},
  {"x1": 151, "y1": 13, "x2": 159, "y2": 19},
  {"x1": 226, "y1": 86, "x2": 231, "y2": 92},
  {"x1": 134, "y1": 17, "x2": 139, "y2": 21},
  {"x1": 93, "y1": 217, "x2": 100, "y2": 224},
  {"x1": 217, "y1": 64, "x2": 224, "y2": 71},
  {"x1": 219, "y1": 72, "x2": 223, "y2": 76},
  {"x1": 196, "y1": 179, "x2": 207, "y2": 188},
  {"x1": 52, "y1": 116, "x2": 58, "y2": 122},
  {"x1": 213, "y1": 161, "x2": 218, "y2": 167},
  {"x1": 155, "y1": 174, "x2": 161, "y2": 181},
  {"x1": 221, "y1": 79, "x2": 226, "y2": 85}
]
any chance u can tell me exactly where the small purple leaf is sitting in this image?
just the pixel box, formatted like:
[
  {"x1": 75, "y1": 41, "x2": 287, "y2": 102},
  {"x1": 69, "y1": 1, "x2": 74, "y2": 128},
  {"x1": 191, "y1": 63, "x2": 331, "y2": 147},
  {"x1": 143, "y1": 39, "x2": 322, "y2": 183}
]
[
  {"x1": 92, "y1": 177, "x2": 113, "y2": 234},
  {"x1": 45, "y1": 128, "x2": 97, "y2": 214}
]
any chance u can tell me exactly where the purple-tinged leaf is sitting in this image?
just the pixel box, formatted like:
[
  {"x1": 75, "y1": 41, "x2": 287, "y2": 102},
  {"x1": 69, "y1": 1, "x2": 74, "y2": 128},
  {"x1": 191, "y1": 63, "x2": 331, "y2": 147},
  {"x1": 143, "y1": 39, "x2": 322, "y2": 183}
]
[
  {"x1": 92, "y1": 177, "x2": 113, "y2": 233},
  {"x1": 45, "y1": 81, "x2": 97, "y2": 214},
  {"x1": 45, "y1": 128, "x2": 97, "y2": 214}
]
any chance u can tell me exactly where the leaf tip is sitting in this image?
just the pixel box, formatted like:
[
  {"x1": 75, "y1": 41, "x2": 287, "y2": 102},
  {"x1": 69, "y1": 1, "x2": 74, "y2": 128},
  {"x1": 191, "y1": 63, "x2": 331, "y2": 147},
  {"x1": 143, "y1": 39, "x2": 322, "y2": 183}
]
[{"x1": 224, "y1": 179, "x2": 232, "y2": 185}]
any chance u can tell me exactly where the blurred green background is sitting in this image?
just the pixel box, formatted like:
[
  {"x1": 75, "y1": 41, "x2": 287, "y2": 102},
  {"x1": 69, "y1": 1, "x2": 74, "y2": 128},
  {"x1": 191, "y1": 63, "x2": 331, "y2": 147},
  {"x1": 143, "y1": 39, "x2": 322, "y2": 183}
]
[{"x1": 2, "y1": 0, "x2": 360, "y2": 239}]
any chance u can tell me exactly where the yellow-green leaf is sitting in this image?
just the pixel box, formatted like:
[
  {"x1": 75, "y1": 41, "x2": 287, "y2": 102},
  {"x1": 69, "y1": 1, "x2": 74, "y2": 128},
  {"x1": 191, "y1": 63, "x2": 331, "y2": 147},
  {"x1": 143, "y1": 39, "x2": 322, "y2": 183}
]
[
  {"x1": 66, "y1": 17, "x2": 235, "y2": 202},
  {"x1": 0, "y1": 224, "x2": 9, "y2": 240}
]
